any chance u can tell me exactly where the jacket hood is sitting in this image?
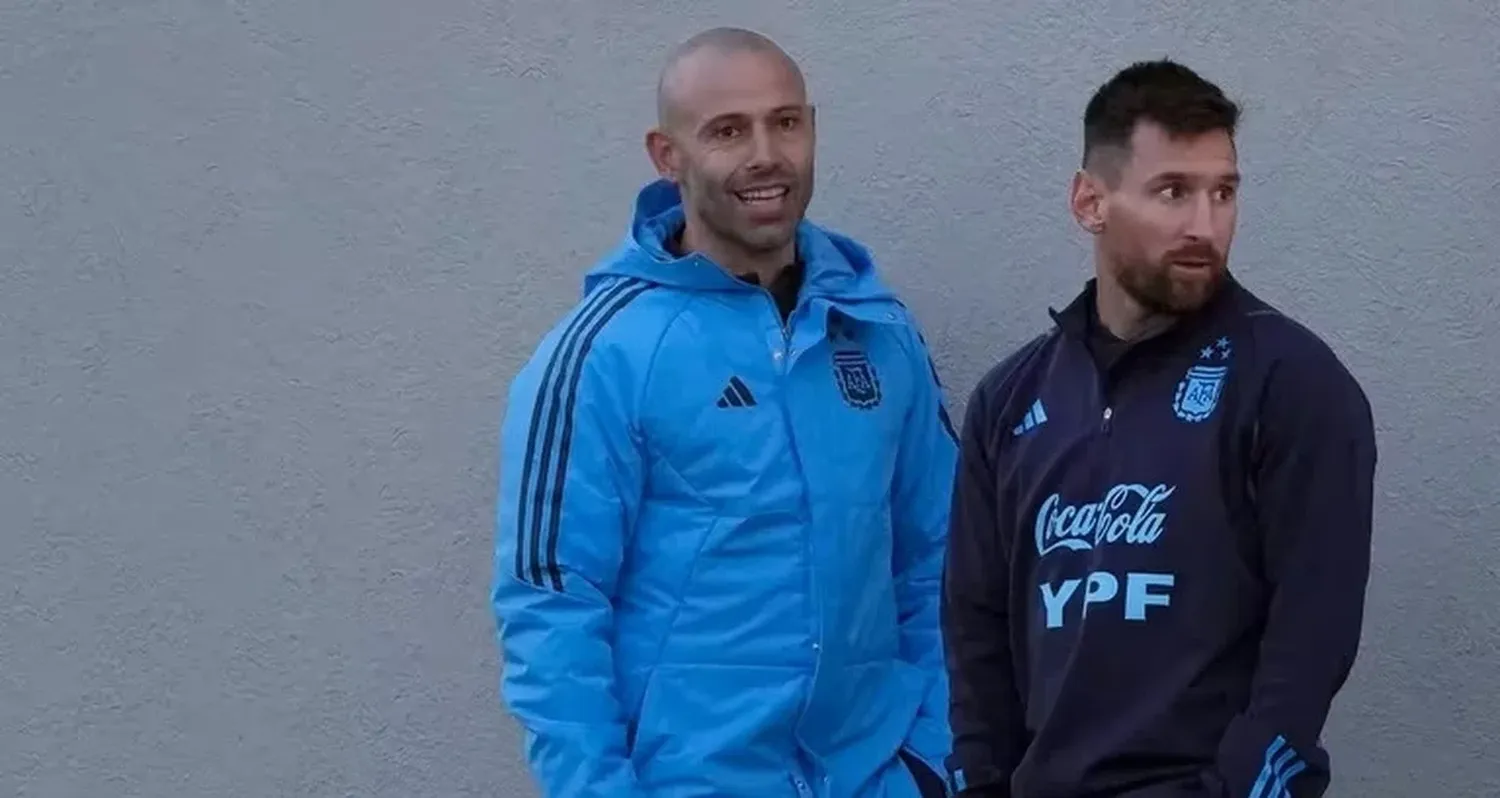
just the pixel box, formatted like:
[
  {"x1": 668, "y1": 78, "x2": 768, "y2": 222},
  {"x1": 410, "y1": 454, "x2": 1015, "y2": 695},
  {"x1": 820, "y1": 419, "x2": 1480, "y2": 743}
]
[{"x1": 582, "y1": 179, "x2": 898, "y2": 305}]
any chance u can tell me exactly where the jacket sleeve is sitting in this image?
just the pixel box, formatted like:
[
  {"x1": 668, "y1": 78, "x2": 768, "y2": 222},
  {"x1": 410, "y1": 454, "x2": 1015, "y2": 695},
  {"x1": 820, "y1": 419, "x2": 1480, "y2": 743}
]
[
  {"x1": 1209, "y1": 348, "x2": 1378, "y2": 798},
  {"x1": 891, "y1": 325, "x2": 961, "y2": 769},
  {"x1": 942, "y1": 383, "x2": 1028, "y2": 797},
  {"x1": 492, "y1": 314, "x2": 646, "y2": 798}
]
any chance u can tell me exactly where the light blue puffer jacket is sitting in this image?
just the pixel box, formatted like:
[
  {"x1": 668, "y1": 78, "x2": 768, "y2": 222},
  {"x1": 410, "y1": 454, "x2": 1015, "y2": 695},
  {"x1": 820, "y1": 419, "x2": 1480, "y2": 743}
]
[{"x1": 492, "y1": 179, "x2": 957, "y2": 797}]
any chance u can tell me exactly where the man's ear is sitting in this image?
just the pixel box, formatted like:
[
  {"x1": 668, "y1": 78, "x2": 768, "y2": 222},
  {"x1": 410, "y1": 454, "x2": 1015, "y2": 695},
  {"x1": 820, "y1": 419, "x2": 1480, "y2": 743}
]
[
  {"x1": 644, "y1": 127, "x2": 679, "y2": 181},
  {"x1": 1070, "y1": 168, "x2": 1106, "y2": 235}
]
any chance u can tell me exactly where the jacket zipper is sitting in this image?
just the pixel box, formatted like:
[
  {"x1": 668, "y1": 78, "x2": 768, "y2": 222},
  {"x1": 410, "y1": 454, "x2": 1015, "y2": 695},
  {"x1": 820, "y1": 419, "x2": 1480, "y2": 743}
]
[
  {"x1": 758, "y1": 288, "x2": 828, "y2": 783},
  {"x1": 1093, "y1": 362, "x2": 1113, "y2": 434},
  {"x1": 763, "y1": 289, "x2": 792, "y2": 361}
]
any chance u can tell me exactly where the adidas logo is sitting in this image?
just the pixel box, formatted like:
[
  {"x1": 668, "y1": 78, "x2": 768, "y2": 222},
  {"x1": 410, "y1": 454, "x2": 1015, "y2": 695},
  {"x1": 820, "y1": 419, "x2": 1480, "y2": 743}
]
[
  {"x1": 716, "y1": 376, "x2": 757, "y2": 408},
  {"x1": 1012, "y1": 398, "x2": 1048, "y2": 436}
]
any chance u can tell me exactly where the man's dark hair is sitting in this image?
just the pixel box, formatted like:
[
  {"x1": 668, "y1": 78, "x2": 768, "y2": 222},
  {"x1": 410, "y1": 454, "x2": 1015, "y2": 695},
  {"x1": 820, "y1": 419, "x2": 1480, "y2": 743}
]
[{"x1": 1082, "y1": 59, "x2": 1240, "y2": 181}]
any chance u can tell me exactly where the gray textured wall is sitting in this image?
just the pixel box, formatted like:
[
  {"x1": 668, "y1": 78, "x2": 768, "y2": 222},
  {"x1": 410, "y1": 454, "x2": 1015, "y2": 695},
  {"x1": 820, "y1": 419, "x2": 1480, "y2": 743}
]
[{"x1": 1, "y1": 1, "x2": 1495, "y2": 796}]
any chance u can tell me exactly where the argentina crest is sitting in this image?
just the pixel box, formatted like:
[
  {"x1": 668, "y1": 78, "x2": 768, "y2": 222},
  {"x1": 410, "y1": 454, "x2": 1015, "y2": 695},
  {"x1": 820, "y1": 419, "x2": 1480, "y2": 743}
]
[
  {"x1": 1172, "y1": 336, "x2": 1233, "y2": 422},
  {"x1": 832, "y1": 348, "x2": 881, "y2": 409}
]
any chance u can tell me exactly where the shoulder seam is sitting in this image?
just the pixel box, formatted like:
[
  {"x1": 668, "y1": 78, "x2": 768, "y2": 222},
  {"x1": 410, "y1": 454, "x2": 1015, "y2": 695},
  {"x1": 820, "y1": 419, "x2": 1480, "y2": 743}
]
[
  {"x1": 637, "y1": 290, "x2": 698, "y2": 423},
  {"x1": 512, "y1": 276, "x2": 657, "y2": 592},
  {"x1": 891, "y1": 303, "x2": 960, "y2": 444},
  {"x1": 974, "y1": 327, "x2": 1057, "y2": 402},
  {"x1": 975, "y1": 327, "x2": 1058, "y2": 457}
]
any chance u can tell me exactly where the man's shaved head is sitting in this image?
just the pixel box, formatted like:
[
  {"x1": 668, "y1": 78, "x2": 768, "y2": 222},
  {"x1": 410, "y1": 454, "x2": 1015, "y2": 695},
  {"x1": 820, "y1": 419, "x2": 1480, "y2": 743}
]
[
  {"x1": 643, "y1": 27, "x2": 816, "y2": 282},
  {"x1": 655, "y1": 27, "x2": 805, "y2": 129}
]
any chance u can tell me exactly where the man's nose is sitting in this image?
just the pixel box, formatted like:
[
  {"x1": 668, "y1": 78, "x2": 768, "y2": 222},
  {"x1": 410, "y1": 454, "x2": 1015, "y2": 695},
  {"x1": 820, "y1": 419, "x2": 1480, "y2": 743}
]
[
  {"x1": 745, "y1": 125, "x2": 778, "y2": 171},
  {"x1": 1185, "y1": 192, "x2": 1215, "y2": 239}
]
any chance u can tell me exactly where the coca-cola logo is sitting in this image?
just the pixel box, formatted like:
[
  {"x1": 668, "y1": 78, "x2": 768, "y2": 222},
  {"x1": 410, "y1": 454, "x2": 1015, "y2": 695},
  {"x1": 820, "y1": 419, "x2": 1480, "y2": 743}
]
[{"x1": 1034, "y1": 483, "x2": 1175, "y2": 557}]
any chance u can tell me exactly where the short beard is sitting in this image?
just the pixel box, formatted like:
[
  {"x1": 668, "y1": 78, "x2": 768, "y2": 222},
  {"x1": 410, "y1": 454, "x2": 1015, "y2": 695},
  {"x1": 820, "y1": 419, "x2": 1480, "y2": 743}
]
[
  {"x1": 701, "y1": 196, "x2": 793, "y2": 254},
  {"x1": 1116, "y1": 259, "x2": 1225, "y2": 315},
  {"x1": 682, "y1": 171, "x2": 803, "y2": 256}
]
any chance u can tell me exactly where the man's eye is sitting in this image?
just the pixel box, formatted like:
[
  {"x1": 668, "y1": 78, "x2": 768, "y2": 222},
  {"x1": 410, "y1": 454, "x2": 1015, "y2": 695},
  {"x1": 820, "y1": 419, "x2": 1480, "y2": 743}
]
[
  {"x1": 779, "y1": 117, "x2": 799, "y2": 130},
  {"x1": 714, "y1": 126, "x2": 739, "y2": 139}
]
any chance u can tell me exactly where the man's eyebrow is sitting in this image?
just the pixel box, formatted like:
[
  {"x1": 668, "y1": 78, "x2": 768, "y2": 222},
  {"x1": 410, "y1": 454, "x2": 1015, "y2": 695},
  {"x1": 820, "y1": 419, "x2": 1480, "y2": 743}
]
[
  {"x1": 1147, "y1": 170, "x2": 1241, "y2": 184},
  {"x1": 697, "y1": 111, "x2": 749, "y2": 130},
  {"x1": 696, "y1": 105, "x2": 808, "y2": 132}
]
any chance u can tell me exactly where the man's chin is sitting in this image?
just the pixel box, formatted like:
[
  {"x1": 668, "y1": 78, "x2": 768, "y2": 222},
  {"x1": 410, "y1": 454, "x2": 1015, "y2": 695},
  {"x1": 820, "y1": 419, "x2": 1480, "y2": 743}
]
[
  {"x1": 735, "y1": 225, "x2": 798, "y2": 255},
  {"x1": 1165, "y1": 272, "x2": 1224, "y2": 312}
]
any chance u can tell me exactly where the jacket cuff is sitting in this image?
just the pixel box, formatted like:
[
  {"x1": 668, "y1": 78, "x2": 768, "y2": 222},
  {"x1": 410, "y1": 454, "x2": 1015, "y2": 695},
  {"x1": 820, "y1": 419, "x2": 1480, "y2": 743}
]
[
  {"x1": 1213, "y1": 714, "x2": 1329, "y2": 797},
  {"x1": 947, "y1": 763, "x2": 1011, "y2": 797}
]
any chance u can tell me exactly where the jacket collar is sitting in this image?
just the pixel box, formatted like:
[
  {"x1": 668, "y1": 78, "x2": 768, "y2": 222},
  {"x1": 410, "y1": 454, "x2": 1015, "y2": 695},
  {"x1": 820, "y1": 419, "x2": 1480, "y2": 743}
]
[{"x1": 1049, "y1": 272, "x2": 1246, "y2": 354}]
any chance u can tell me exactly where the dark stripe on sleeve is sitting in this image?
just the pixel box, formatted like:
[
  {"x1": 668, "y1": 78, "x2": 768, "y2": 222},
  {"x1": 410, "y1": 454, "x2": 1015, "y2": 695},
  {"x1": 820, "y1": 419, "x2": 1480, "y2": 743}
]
[
  {"x1": 513, "y1": 278, "x2": 649, "y2": 588},
  {"x1": 914, "y1": 329, "x2": 959, "y2": 445},
  {"x1": 540, "y1": 281, "x2": 655, "y2": 591}
]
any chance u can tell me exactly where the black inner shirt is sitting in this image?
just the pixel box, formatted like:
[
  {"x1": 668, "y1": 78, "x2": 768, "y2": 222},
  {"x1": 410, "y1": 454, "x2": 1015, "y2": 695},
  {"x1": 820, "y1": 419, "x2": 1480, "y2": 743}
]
[
  {"x1": 666, "y1": 226, "x2": 804, "y2": 322},
  {"x1": 736, "y1": 260, "x2": 804, "y2": 322},
  {"x1": 1086, "y1": 306, "x2": 1132, "y2": 372},
  {"x1": 1084, "y1": 293, "x2": 1181, "y2": 373}
]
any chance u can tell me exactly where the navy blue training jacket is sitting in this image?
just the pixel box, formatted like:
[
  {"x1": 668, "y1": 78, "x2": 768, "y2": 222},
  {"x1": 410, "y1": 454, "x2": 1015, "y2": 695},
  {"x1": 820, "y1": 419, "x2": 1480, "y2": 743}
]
[{"x1": 942, "y1": 275, "x2": 1378, "y2": 797}]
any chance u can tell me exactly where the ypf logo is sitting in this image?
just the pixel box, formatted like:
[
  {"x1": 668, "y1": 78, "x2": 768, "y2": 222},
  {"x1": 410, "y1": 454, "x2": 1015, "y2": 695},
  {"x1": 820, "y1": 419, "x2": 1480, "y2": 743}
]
[{"x1": 1033, "y1": 482, "x2": 1178, "y2": 630}]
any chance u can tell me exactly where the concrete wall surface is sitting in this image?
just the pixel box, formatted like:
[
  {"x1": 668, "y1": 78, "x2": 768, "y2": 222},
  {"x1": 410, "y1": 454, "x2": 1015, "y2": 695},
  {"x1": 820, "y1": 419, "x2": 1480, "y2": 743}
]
[{"x1": 1, "y1": 1, "x2": 1495, "y2": 795}]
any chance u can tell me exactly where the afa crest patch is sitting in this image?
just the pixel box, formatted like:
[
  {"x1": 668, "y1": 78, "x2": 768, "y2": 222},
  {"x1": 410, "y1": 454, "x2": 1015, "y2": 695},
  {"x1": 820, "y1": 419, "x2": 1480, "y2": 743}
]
[
  {"x1": 1172, "y1": 336, "x2": 1233, "y2": 423},
  {"x1": 833, "y1": 349, "x2": 881, "y2": 409}
]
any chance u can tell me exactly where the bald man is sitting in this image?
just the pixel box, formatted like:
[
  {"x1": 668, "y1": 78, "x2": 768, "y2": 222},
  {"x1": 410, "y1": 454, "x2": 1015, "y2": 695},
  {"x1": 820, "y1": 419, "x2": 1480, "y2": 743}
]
[{"x1": 492, "y1": 27, "x2": 956, "y2": 798}]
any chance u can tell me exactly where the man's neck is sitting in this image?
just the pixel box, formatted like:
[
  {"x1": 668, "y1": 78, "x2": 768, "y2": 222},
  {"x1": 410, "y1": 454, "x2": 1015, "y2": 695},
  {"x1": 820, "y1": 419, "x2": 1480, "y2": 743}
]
[
  {"x1": 679, "y1": 220, "x2": 793, "y2": 285},
  {"x1": 1094, "y1": 271, "x2": 1176, "y2": 343}
]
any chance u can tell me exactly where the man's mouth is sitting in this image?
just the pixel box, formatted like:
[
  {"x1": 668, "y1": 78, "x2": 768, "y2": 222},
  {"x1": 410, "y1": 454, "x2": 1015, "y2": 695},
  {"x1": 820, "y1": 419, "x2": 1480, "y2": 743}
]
[
  {"x1": 734, "y1": 185, "x2": 790, "y2": 205},
  {"x1": 1168, "y1": 255, "x2": 1217, "y2": 270}
]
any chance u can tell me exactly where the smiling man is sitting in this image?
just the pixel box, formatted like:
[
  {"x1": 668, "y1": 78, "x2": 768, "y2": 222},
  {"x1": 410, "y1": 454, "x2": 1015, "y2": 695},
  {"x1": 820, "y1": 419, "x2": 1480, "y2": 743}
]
[
  {"x1": 941, "y1": 61, "x2": 1378, "y2": 797},
  {"x1": 492, "y1": 28, "x2": 956, "y2": 798}
]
